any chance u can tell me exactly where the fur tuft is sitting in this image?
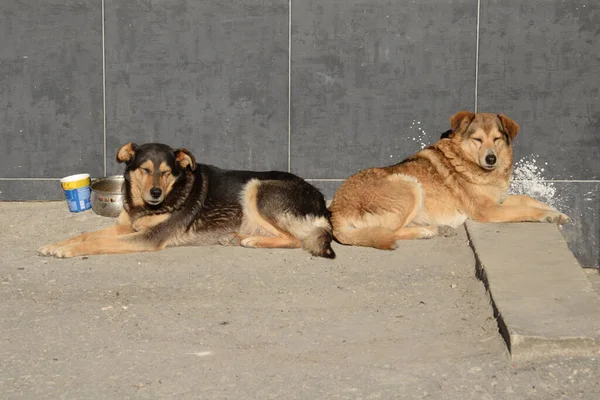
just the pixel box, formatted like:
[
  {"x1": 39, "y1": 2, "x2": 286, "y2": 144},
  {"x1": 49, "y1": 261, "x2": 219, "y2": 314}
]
[
  {"x1": 333, "y1": 226, "x2": 398, "y2": 250},
  {"x1": 302, "y1": 227, "x2": 336, "y2": 259},
  {"x1": 277, "y1": 214, "x2": 336, "y2": 259}
]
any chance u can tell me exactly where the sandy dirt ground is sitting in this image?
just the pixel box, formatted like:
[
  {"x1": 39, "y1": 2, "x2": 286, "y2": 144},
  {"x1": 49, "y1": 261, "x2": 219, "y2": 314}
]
[{"x1": 0, "y1": 202, "x2": 598, "y2": 399}]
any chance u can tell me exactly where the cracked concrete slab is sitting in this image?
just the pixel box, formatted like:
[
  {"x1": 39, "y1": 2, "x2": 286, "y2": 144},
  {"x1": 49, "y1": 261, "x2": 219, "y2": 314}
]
[{"x1": 466, "y1": 221, "x2": 600, "y2": 362}]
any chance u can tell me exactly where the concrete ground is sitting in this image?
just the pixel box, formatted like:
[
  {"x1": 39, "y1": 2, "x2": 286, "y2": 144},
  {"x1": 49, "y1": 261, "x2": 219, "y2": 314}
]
[{"x1": 1, "y1": 202, "x2": 599, "y2": 399}]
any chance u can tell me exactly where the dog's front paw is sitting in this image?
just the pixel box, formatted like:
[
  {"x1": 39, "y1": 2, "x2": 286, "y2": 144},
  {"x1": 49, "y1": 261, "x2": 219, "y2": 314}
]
[
  {"x1": 38, "y1": 243, "x2": 61, "y2": 256},
  {"x1": 53, "y1": 245, "x2": 78, "y2": 258},
  {"x1": 557, "y1": 212, "x2": 571, "y2": 224},
  {"x1": 544, "y1": 211, "x2": 571, "y2": 225}
]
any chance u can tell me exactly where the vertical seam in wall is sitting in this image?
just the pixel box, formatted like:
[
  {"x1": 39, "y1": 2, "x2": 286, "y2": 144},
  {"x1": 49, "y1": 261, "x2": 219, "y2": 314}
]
[
  {"x1": 474, "y1": 0, "x2": 481, "y2": 112},
  {"x1": 287, "y1": 0, "x2": 292, "y2": 173},
  {"x1": 101, "y1": 0, "x2": 107, "y2": 177}
]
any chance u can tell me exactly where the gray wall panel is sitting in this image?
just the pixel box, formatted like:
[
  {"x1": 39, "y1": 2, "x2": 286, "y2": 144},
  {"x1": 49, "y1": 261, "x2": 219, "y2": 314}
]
[
  {"x1": 0, "y1": 0, "x2": 104, "y2": 180},
  {"x1": 552, "y1": 182, "x2": 600, "y2": 268},
  {"x1": 0, "y1": 180, "x2": 64, "y2": 201},
  {"x1": 104, "y1": 0, "x2": 289, "y2": 175},
  {"x1": 0, "y1": 0, "x2": 598, "y2": 267},
  {"x1": 290, "y1": 0, "x2": 478, "y2": 178},
  {"x1": 306, "y1": 180, "x2": 343, "y2": 200},
  {"x1": 478, "y1": 0, "x2": 600, "y2": 180}
]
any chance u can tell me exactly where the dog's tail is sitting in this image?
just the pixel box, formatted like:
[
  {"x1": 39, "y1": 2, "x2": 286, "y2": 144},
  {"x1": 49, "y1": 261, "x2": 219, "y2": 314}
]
[
  {"x1": 300, "y1": 219, "x2": 336, "y2": 259},
  {"x1": 267, "y1": 211, "x2": 336, "y2": 259},
  {"x1": 333, "y1": 225, "x2": 397, "y2": 250}
]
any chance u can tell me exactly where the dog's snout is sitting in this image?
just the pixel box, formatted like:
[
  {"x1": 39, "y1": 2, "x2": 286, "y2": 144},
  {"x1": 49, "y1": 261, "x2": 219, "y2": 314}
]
[
  {"x1": 485, "y1": 154, "x2": 497, "y2": 166},
  {"x1": 150, "y1": 187, "x2": 162, "y2": 199}
]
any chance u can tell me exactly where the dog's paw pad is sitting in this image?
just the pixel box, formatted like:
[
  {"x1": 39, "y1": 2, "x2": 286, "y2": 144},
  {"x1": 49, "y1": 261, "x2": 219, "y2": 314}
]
[
  {"x1": 240, "y1": 237, "x2": 259, "y2": 248},
  {"x1": 38, "y1": 245, "x2": 56, "y2": 256},
  {"x1": 53, "y1": 247, "x2": 74, "y2": 258},
  {"x1": 438, "y1": 226, "x2": 458, "y2": 237},
  {"x1": 556, "y1": 213, "x2": 571, "y2": 225},
  {"x1": 218, "y1": 234, "x2": 241, "y2": 246},
  {"x1": 417, "y1": 227, "x2": 438, "y2": 239},
  {"x1": 386, "y1": 241, "x2": 399, "y2": 250},
  {"x1": 545, "y1": 212, "x2": 571, "y2": 225}
]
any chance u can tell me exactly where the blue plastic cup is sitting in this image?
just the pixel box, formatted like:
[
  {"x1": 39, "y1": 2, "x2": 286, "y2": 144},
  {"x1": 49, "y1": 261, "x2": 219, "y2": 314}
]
[{"x1": 60, "y1": 173, "x2": 92, "y2": 213}]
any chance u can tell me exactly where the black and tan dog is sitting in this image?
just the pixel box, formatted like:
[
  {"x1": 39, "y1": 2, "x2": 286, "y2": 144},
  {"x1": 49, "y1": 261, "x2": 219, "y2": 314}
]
[
  {"x1": 39, "y1": 143, "x2": 335, "y2": 258},
  {"x1": 329, "y1": 111, "x2": 570, "y2": 250}
]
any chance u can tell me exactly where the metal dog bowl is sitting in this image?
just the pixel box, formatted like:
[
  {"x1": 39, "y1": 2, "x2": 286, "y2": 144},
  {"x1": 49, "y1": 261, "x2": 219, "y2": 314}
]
[{"x1": 90, "y1": 175, "x2": 124, "y2": 218}]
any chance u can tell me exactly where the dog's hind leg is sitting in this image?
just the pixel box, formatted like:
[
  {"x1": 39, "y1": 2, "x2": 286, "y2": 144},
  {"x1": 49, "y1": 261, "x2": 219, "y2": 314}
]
[
  {"x1": 331, "y1": 174, "x2": 426, "y2": 250},
  {"x1": 241, "y1": 179, "x2": 336, "y2": 258},
  {"x1": 258, "y1": 179, "x2": 336, "y2": 258}
]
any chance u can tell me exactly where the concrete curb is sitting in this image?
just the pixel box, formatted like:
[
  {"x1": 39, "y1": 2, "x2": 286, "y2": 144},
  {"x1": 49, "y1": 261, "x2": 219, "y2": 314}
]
[{"x1": 465, "y1": 221, "x2": 600, "y2": 362}]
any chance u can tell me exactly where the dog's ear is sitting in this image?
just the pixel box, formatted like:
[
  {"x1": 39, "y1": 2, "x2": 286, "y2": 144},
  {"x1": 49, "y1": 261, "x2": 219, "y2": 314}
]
[
  {"x1": 450, "y1": 111, "x2": 476, "y2": 136},
  {"x1": 497, "y1": 114, "x2": 519, "y2": 141},
  {"x1": 174, "y1": 148, "x2": 196, "y2": 171},
  {"x1": 116, "y1": 143, "x2": 139, "y2": 164},
  {"x1": 440, "y1": 129, "x2": 453, "y2": 139}
]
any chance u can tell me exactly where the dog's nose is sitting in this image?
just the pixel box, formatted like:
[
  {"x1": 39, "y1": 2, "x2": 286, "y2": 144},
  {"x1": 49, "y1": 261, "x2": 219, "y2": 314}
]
[
  {"x1": 150, "y1": 188, "x2": 162, "y2": 199},
  {"x1": 485, "y1": 154, "x2": 497, "y2": 166}
]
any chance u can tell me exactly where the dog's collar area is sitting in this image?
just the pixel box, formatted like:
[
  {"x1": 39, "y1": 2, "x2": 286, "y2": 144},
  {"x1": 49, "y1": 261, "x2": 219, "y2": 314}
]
[{"x1": 128, "y1": 201, "x2": 178, "y2": 220}]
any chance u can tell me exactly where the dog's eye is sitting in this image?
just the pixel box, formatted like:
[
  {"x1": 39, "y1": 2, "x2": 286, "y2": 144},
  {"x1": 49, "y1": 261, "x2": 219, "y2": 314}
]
[
  {"x1": 141, "y1": 168, "x2": 151, "y2": 174},
  {"x1": 162, "y1": 171, "x2": 171, "y2": 177},
  {"x1": 472, "y1": 138, "x2": 483, "y2": 143},
  {"x1": 493, "y1": 137, "x2": 501, "y2": 142}
]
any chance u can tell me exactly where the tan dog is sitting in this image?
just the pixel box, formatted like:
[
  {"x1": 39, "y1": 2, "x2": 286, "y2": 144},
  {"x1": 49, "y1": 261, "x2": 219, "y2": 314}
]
[{"x1": 328, "y1": 111, "x2": 570, "y2": 250}]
